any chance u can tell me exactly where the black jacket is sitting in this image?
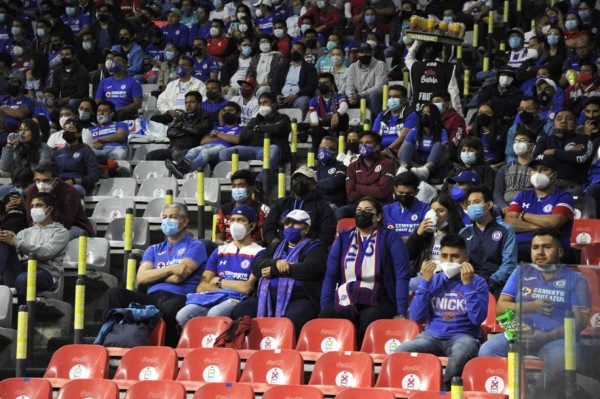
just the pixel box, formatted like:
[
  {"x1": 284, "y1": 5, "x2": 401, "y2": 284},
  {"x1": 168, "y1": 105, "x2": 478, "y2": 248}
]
[
  {"x1": 241, "y1": 111, "x2": 291, "y2": 160},
  {"x1": 270, "y1": 61, "x2": 318, "y2": 98},
  {"x1": 311, "y1": 160, "x2": 347, "y2": 207},
  {"x1": 166, "y1": 110, "x2": 213, "y2": 151},
  {"x1": 52, "y1": 62, "x2": 90, "y2": 100}
]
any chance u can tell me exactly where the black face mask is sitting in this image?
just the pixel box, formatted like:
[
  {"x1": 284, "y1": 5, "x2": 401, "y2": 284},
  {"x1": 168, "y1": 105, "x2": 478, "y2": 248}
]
[
  {"x1": 397, "y1": 194, "x2": 415, "y2": 208},
  {"x1": 290, "y1": 51, "x2": 303, "y2": 62},
  {"x1": 7, "y1": 84, "x2": 20, "y2": 96},
  {"x1": 319, "y1": 83, "x2": 330, "y2": 95},
  {"x1": 63, "y1": 131, "x2": 77, "y2": 143},
  {"x1": 97, "y1": 13, "x2": 109, "y2": 22},
  {"x1": 359, "y1": 55, "x2": 371, "y2": 65},
  {"x1": 206, "y1": 90, "x2": 219, "y2": 101},
  {"x1": 554, "y1": 128, "x2": 575, "y2": 138},
  {"x1": 420, "y1": 115, "x2": 431, "y2": 127},
  {"x1": 223, "y1": 112, "x2": 237, "y2": 125},
  {"x1": 355, "y1": 211, "x2": 375, "y2": 229},
  {"x1": 139, "y1": 14, "x2": 150, "y2": 24},
  {"x1": 347, "y1": 141, "x2": 359, "y2": 153},
  {"x1": 476, "y1": 113, "x2": 493, "y2": 127},
  {"x1": 538, "y1": 93, "x2": 551, "y2": 106},
  {"x1": 520, "y1": 111, "x2": 535, "y2": 125},
  {"x1": 61, "y1": 57, "x2": 73, "y2": 67},
  {"x1": 306, "y1": 38, "x2": 316, "y2": 48},
  {"x1": 194, "y1": 48, "x2": 204, "y2": 56},
  {"x1": 291, "y1": 179, "x2": 310, "y2": 196},
  {"x1": 119, "y1": 36, "x2": 130, "y2": 45}
]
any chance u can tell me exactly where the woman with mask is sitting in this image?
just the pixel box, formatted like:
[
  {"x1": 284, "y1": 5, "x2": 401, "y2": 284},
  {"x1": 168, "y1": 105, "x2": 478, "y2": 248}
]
[
  {"x1": 231, "y1": 210, "x2": 327, "y2": 336},
  {"x1": 466, "y1": 103, "x2": 507, "y2": 167},
  {"x1": 563, "y1": 13, "x2": 587, "y2": 48},
  {"x1": 315, "y1": 33, "x2": 349, "y2": 74},
  {"x1": 77, "y1": 98, "x2": 97, "y2": 129},
  {"x1": 247, "y1": 34, "x2": 284, "y2": 97},
  {"x1": 156, "y1": 43, "x2": 181, "y2": 92},
  {"x1": 230, "y1": 16, "x2": 257, "y2": 42},
  {"x1": 320, "y1": 197, "x2": 410, "y2": 345},
  {"x1": 52, "y1": 119, "x2": 100, "y2": 198},
  {"x1": 443, "y1": 137, "x2": 496, "y2": 194},
  {"x1": 405, "y1": 194, "x2": 465, "y2": 291},
  {"x1": 0, "y1": 119, "x2": 51, "y2": 183},
  {"x1": 176, "y1": 205, "x2": 265, "y2": 327},
  {"x1": 397, "y1": 103, "x2": 449, "y2": 182}
]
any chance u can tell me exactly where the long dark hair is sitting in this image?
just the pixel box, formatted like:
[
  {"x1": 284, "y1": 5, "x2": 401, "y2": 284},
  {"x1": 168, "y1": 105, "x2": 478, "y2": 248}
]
[
  {"x1": 547, "y1": 26, "x2": 567, "y2": 60},
  {"x1": 469, "y1": 103, "x2": 502, "y2": 153},
  {"x1": 30, "y1": 53, "x2": 49, "y2": 86},
  {"x1": 416, "y1": 103, "x2": 444, "y2": 148},
  {"x1": 16, "y1": 119, "x2": 43, "y2": 165},
  {"x1": 430, "y1": 194, "x2": 464, "y2": 234}
]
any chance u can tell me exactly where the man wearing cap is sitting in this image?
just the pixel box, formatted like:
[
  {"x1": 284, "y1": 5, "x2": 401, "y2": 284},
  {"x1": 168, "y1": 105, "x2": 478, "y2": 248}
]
[
  {"x1": 219, "y1": 92, "x2": 291, "y2": 187},
  {"x1": 231, "y1": 77, "x2": 259, "y2": 126},
  {"x1": 345, "y1": 43, "x2": 387, "y2": 119},
  {"x1": 162, "y1": 7, "x2": 190, "y2": 49},
  {"x1": 475, "y1": 68, "x2": 523, "y2": 127},
  {"x1": 95, "y1": 52, "x2": 143, "y2": 121},
  {"x1": 298, "y1": 0, "x2": 340, "y2": 36},
  {"x1": 535, "y1": 78, "x2": 562, "y2": 121},
  {"x1": 505, "y1": 96, "x2": 553, "y2": 164},
  {"x1": 166, "y1": 101, "x2": 243, "y2": 178},
  {"x1": 312, "y1": 136, "x2": 347, "y2": 209},
  {"x1": 153, "y1": 56, "x2": 207, "y2": 126},
  {"x1": 0, "y1": 71, "x2": 34, "y2": 133},
  {"x1": 263, "y1": 165, "x2": 337, "y2": 248},
  {"x1": 506, "y1": 27, "x2": 537, "y2": 69},
  {"x1": 176, "y1": 205, "x2": 265, "y2": 326},
  {"x1": 335, "y1": 131, "x2": 395, "y2": 220},
  {"x1": 504, "y1": 154, "x2": 576, "y2": 262},
  {"x1": 445, "y1": 170, "x2": 483, "y2": 226},
  {"x1": 52, "y1": 45, "x2": 90, "y2": 108}
]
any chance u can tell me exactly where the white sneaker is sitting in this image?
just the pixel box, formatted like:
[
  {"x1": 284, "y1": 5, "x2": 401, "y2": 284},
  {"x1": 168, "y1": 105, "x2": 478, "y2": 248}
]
[
  {"x1": 396, "y1": 166, "x2": 409, "y2": 175},
  {"x1": 411, "y1": 166, "x2": 430, "y2": 181}
]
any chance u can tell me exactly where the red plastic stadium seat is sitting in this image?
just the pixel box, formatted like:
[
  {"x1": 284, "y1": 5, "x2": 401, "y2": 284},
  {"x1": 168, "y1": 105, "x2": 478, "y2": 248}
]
[
  {"x1": 238, "y1": 317, "x2": 296, "y2": 360},
  {"x1": 123, "y1": 380, "x2": 185, "y2": 399},
  {"x1": 56, "y1": 379, "x2": 119, "y2": 399},
  {"x1": 175, "y1": 316, "x2": 232, "y2": 357},
  {"x1": 43, "y1": 344, "x2": 109, "y2": 389},
  {"x1": 577, "y1": 264, "x2": 600, "y2": 294},
  {"x1": 360, "y1": 319, "x2": 421, "y2": 363},
  {"x1": 571, "y1": 219, "x2": 600, "y2": 248},
  {"x1": 176, "y1": 347, "x2": 240, "y2": 391},
  {"x1": 0, "y1": 378, "x2": 52, "y2": 399},
  {"x1": 481, "y1": 293, "x2": 504, "y2": 334},
  {"x1": 337, "y1": 218, "x2": 356, "y2": 232},
  {"x1": 239, "y1": 349, "x2": 304, "y2": 393},
  {"x1": 336, "y1": 387, "x2": 397, "y2": 399},
  {"x1": 409, "y1": 392, "x2": 507, "y2": 399},
  {"x1": 308, "y1": 351, "x2": 374, "y2": 396},
  {"x1": 112, "y1": 346, "x2": 178, "y2": 390},
  {"x1": 462, "y1": 357, "x2": 508, "y2": 395},
  {"x1": 107, "y1": 318, "x2": 166, "y2": 358},
  {"x1": 582, "y1": 294, "x2": 600, "y2": 336},
  {"x1": 375, "y1": 352, "x2": 442, "y2": 397},
  {"x1": 263, "y1": 385, "x2": 324, "y2": 399},
  {"x1": 296, "y1": 319, "x2": 357, "y2": 362},
  {"x1": 192, "y1": 382, "x2": 255, "y2": 399}
]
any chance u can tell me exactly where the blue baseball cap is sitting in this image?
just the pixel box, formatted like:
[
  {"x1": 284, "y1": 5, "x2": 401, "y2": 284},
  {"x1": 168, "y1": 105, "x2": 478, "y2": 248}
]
[
  {"x1": 446, "y1": 170, "x2": 482, "y2": 185},
  {"x1": 231, "y1": 205, "x2": 257, "y2": 223}
]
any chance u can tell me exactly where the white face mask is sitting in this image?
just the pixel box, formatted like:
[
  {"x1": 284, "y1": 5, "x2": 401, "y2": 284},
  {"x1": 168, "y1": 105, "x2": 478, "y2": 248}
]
[
  {"x1": 105, "y1": 59, "x2": 113, "y2": 70},
  {"x1": 238, "y1": 23, "x2": 248, "y2": 32},
  {"x1": 331, "y1": 55, "x2": 342, "y2": 66},
  {"x1": 541, "y1": 24, "x2": 551, "y2": 34},
  {"x1": 499, "y1": 75, "x2": 513, "y2": 87},
  {"x1": 273, "y1": 28, "x2": 284, "y2": 38},
  {"x1": 210, "y1": 27, "x2": 219, "y2": 37},
  {"x1": 439, "y1": 262, "x2": 462, "y2": 279},
  {"x1": 258, "y1": 105, "x2": 272, "y2": 116},
  {"x1": 513, "y1": 142, "x2": 530, "y2": 156},
  {"x1": 31, "y1": 207, "x2": 49, "y2": 224},
  {"x1": 59, "y1": 116, "x2": 70, "y2": 129},
  {"x1": 255, "y1": 8, "x2": 262, "y2": 17},
  {"x1": 230, "y1": 222, "x2": 248, "y2": 241},
  {"x1": 36, "y1": 181, "x2": 55, "y2": 193},
  {"x1": 259, "y1": 42, "x2": 271, "y2": 53},
  {"x1": 530, "y1": 172, "x2": 551, "y2": 189}
]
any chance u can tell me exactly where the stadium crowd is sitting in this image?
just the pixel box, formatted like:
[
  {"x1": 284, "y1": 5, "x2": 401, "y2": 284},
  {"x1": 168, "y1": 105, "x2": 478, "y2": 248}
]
[{"x1": 0, "y1": 0, "x2": 597, "y2": 395}]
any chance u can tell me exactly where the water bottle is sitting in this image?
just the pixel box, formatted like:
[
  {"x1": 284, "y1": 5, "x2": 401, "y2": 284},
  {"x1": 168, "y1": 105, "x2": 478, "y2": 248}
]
[{"x1": 7, "y1": 132, "x2": 19, "y2": 143}]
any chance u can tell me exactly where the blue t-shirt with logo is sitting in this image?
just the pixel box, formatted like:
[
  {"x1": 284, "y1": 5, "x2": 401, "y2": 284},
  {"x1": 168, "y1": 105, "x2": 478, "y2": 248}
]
[
  {"x1": 193, "y1": 55, "x2": 220, "y2": 82},
  {"x1": 255, "y1": 15, "x2": 274, "y2": 34},
  {"x1": 404, "y1": 127, "x2": 448, "y2": 154},
  {"x1": 211, "y1": 124, "x2": 242, "y2": 148},
  {"x1": 95, "y1": 76, "x2": 143, "y2": 110},
  {"x1": 373, "y1": 110, "x2": 420, "y2": 148},
  {"x1": 0, "y1": 95, "x2": 34, "y2": 130},
  {"x1": 383, "y1": 200, "x2": 430, "y2": 237},
  {"x1": 89, "y1": 121, "x2": 129, "y2": 147},
  {"x1": 60, "y1": 13, "x2": 91, "y2": 34},
  {"x1": 205, "y1": 241, "x2": 264, "y2": 281}
]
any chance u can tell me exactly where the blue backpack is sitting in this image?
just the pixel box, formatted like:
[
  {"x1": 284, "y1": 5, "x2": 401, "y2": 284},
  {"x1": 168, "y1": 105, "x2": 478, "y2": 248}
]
[{"x1": 94, "y1": 303, "x2": 161, "y2": 348}]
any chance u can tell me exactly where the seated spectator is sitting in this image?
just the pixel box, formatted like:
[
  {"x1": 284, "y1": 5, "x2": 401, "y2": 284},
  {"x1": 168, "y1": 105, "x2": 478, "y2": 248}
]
[
  {"x1": 189, "y1": 4, "x2": 213, "y2": 44},
  {"x1": 432, "y1": 91, "x2": 466, "y2": 154},
  {"x1": 162, "y1": 8, "x2": 190, "y2": 50},
  {"x1": 467, "y1": 103, "x2": 507, "y2": 166},
  {"x1": 47, "y1": 105, "x2": 93, "y2": 149},
  {"x1": 0, "y1": 169, "x2": 29, "y2": 234},
  {"x1": 89, "y1": 101, "x2": 129, "y2": 161},
  {"x1": 473, "y1": 68, "x2": 523, "y2": 128},
  {"x1": 353, "y1": 7, "x2": 386, "y2": 44},
  {"x1": 231, "y1": 209, "x2": 327, "y2": 335},
  {"x1": 26, "y1": 162, "x2": 94, "y2": 238},
  {"x1": 564, "y1": 61, "x2": 600, "y2": 116},
  {"x1": 315, "y1": 33, "x2": 350, "y2": 74},
  {"x1": 373, "y1": 85, "x2": 419, "y2": 151},
  {"x1": 479, "y1": 228, "x2": 591, "y2": 399},
  {"x1": 110, "y1": 26, "x2": 144, "y2": 77},
  {"x1": 166, "y1": 101, "x2": 243, "y2": 178},
  {"x1": 33, "y1": 87, "x2": 58, "y2": 122},
  {"x1": 253, "y1": 0, "x2": 274, "y2": 35},
  {"x1": 445, "y1": 137, "x2": 496, "y2": 194},
  {"x1": 101, "y1": 203, "x2": 207, "y2": 347},
  {"x1": 95, "y1": 52, "x2": 143, "y2": 121},
  {"x1": 445, "y1": 170, "x2": 483, "y2": 225},
  {"x1": 494, "y1": 130, "x2": 535, "y2": 210},
  {"x1": 156, "y1": 43, "x2": 182, "y2": 92},
  {"x1": 534, "y1": 78, "x2": 562, "y2": 122},
  {"x1": 216, "y1": 169, "x2": 270, "y2": 244},
  {"x1": 52, "y1": 45, "x2": 90, "y2": 108},
  {"x1": 230, "y1": 77, "x2": 259, "y2": 126},
  {"x1": 303, "y1": 28, "x2": 324, "y2": 65},
  {"x1": 53, "y1": 118, "x2": 100, "y2": 198},
  {"x1": 0, "y1": 120, "x2": 51, "y2": 181},
  {"x1": 271, "y1": 42, "x2": 318, "y2": 118},
  {"x1": 60, "y1": 0, "x2": 91, "y2": 39},
  {"x1": 505, "y1": 96, "x2": 553, "y2": 164},
  {"x1": 77, "y1": 98, "x2": 97, "y2": 130},
  {"x1": 564, "y1": 13, "x2": 588, "y2": 49},
  {"x1": 311, "y1": 136, "x2": 346, "y2": 209},
  {"x1": 532, "y1": 109, "x2": 593, "y2": 195},
  {"x1": 506, "y1": 27, "x2": 538, "y2": 69},
  {"x1": 395, "y1": 234, "x2": 488, "y2": 392},
  {"x1": 337, "y1": 129, "x2": 360, "y2": 166},
  {"x1": 303, "y1": 72, "x2": 349, "y2": 151},
  {"x1": 176, "y1": 205, "x2": 264, "y2": 326},
  {"x1": 383, "y1": 172, "x2": 429, "y2": 241},
  {"x1": 202, "y1": 79, "x2": 228, "y2": 119},
  {"x1": 563, "y1": 34, "x2": 595, "y2": 74},
  {"x1": 0, "y1": 71, "x2": 34, "y2": 132},
  {"x1": 89, "y1": 3, "x2": 118, "y2": 50},
  {"x1": 299, "y1": 0, "x2": 340, "y2": 37},
  {"x1": 0, "y1": 192, "x2": 69, "y2": 301},
  {"x1": 153, "y1": 56, "x2": 207, "y2": 126},
  {"x1": 397, "y1": 103, "x2": 449, "y2": 182},
  {"x1": 504, "y1": 154, "x2": 575, "y2": 262},
  {"x1": 221, "y1": 37, "x2": 255, "y2": 97},
  {"x1": 207, "y1": 19, "x2": 233, "y2": 63},
  {"x1": 345, "y1": 43, "x2": 387, "y2": 120},
  {"x1": 273, "y1": 20, "x2": 293, "y2": 59},
  {"x1": 247, "y1": 34, "x2": 284, "y2": 97},
  {"x1": 191, "y1": 37, "x2": 220, "y2": 82},
  {"x1": 321, "y1": 197, "x2": 410, "y2": 345},
  {"x1": 335, "y1": 130, "x2": 395, "y2": 220},
  {"x1": 25, "y1": 54, "x2": 51, "y2": 100},
  {"x1": 460, "y1": 186, "x2": 517, "y2": 296},
  {"x1": 578, "y1": 0, "x2": 597, "y2": 36},
  {"x1": 219, "y1": 92, "x2": 291, "y2": 187}
]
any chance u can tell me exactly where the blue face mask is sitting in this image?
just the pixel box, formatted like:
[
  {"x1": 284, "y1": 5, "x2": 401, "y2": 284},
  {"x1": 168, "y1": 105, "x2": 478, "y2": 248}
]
[
  {"x1": 565, "y1": 20, "x2": 578, "y2": 31},
  {"x1": 176, "y1": 65, "x2": 188, "y2": 78},
  {"x1": 549, "y1": 16, "x2": 558, "y2": 25},
  {"x1": 232, "y1": 188, "x2": 249, "y2": 202},
  {"x1": 365, "y1": 15, "x2": 376, "y2": 25},
  {"x1": 508, "y1": 36, "x2": 521, "y2": 49},
  {"x1": 283, "y1": 227, "x2": 303, "y2": 243},
  {"x1": 443, "y1": 16, "x2": 453, "y2": 23},
  {"x1": 570, "y1": 0, "x2": 580, "y2": 6},
  {"x1": 387, "y1": 98, "x2": 401, "y2": 110},
  {"x1": 467, "y1": 204, "x2": 486, "y2": 222},
  {"x1": 301, "y1": 24, "x2": 311, "y2": 34},
  {"x1": 450, "y1": 186, "x2": 466, "y2": 201},
  {"x1": 547, "y1": 34, "x2": 559, "y2": 45},
  {"x1": 161, "y1": 218, "x2": 181, "y2": 236},
  {"x1": 109, "y1": 61, "x2": 122, "y2": 73},
  {"x1": 241, "y1": 45, "x2": 252, "y2": 57},
  {"x1": 359, "y1": 143, "x2": 375, "y2": 158},
  {"x1": 578, "y1": 10, "x2": 590, "y2": 20},
  {"x1": 317, "y1": 148, "x2": 333, "y2": 163},
  {"x1": 10, "y1": 187, "x2": 26, "y2": 196},
  {"x1": 165, "y1": 51, "x2": 175, "y2": 61}
]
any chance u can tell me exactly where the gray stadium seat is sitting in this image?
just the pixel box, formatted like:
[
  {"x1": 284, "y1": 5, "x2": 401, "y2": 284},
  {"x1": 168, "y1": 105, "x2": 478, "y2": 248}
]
[
  {"x1": 574, "y1": 195, "x2": 597, "y2": 219},
  {"x1": 278, "y1": 108, "x2": 304, "y2": 123},
  {"x1": 105, "y1": 217, "x2": 150, "y2": 250},
  {"x1": 86, "y1": 177, "x2": 137, "y2": 203},
  {"x1": 135, "y1": 177, "x2": 179, "y2": 203},
  {"x1": 142, "y1": 197, "x2": 187, "y2": 225},
  {"x1": 177, "y1": 177, "x2": 221, "y2": 209},
  {"x1": 63, "y1": 237, "x2": 111, "y2": 274},
  {"x1": 90, "y1": 198, "x2": 136, "y2": 226},
  {"x1": 132, "y1": 160, "x2": 171, "y2": 183},
  {"x1": 0, "y1": 285, "x2": 12, "y2": 328}
]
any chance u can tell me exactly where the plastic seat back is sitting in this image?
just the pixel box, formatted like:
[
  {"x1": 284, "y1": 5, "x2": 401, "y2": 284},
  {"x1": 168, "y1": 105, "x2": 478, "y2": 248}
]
[
  {"x1": 481, "y1": 293, "x2": 503, "y2": 333},
  {"x1": 124, "y1": 380, "x2": 185, "y2": 399},
  {"x1": 43, "y1": 344, "x2": 109, "y2": 380},
  {"x1": 0, "y1": 378, "x2": 52, "y2": 399},
  {"x1": 192, "y1": 382, "x2": 255, "y2": 399},
  {"x1": 571, "y1": 219, "x2": 600, "y2": 248},
  {"x1": 104, "y1": 218, "x2": 150, "y2": 249},
  {"x1": 56, "y1": 379, "x2": 119, "y2": 399},
  {"x1": 63, "y1": 237, "x2": 111, "y2": 273},
  {"x1": 240, "y1": 349, "x2": 304, "y2": 385},
  {"x1": 574, "y1": 195, "x2": 597, "y2": 219},
  {"x1": 148, "y1": 318, "x2": 166, "y2": 346},
  {"x1": 336, "y1": 218, "x2": 356, "y2": 232},
  {"x1": 336, "y1": 388, "x2": 397, "y2": 399},
  {"x1": 242, "y1": 317, "x2": 296, "y2": 350},
  {"x1": 137, "y1": 177, "x2": 178, "y2": 199},
  {"x1": 131, "y1": 145, "x2": 169, "y2": 162},
  {"x1": 132, "y1": 160, "x2": 170, "y2": 182},
  {"x1": 176, "y1": 316, "x2": 232, "y2": 351},
  {"x1": 113, "y1": 346, "x2": 178, "y2": 382},
  {"x1": 263, "y1": 385, "x2": 324, "y2": 399},
  {"x1": 376, "y1": 352, "x2": 442, "y2": 392},
  {"x1": 360, "y1": 319, "x2": 421, "y2": 355},
  {"x1": 308, "y1": 351, "x2": 374, "y2": 388},
  {"x1": 462, "y1": 357, "x2": 508, "y2": 395},
  {"x1": 212, "y1": 161, "x2": 250, "y2": 179},
  {"x1": 296, "y1": 319, "x2": 357, "y2": 354},
  {"x1": 176, "y1": 347, "x2": 240, "y2": 383},
  {"x1": 142, "y1": 198, "x2": 187, "y2": 220},
  {"x1": 91, "y1": 198, "x2": 135, "y2": 220},
  {"x1": 278, "y1": 108, "x2": 303, "y2": 122},
  {"x1": 93, "y1": 177, "x2": 137, "y2": 198},
  {"x1": 0, "y1": 284, "x2": 13, "y2": 328}
]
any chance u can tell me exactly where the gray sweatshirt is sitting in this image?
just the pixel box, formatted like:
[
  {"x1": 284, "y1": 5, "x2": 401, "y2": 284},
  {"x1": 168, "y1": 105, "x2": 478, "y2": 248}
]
[
  {"x1": 12, "y1": 222, "x2": 70, "y2": 281},
  {"x1": 345, "y1": 58, "x2": 388, "y2": 98},
  {"x1": 0, "y1": 143, "x2": 52, "y2": 173}
]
